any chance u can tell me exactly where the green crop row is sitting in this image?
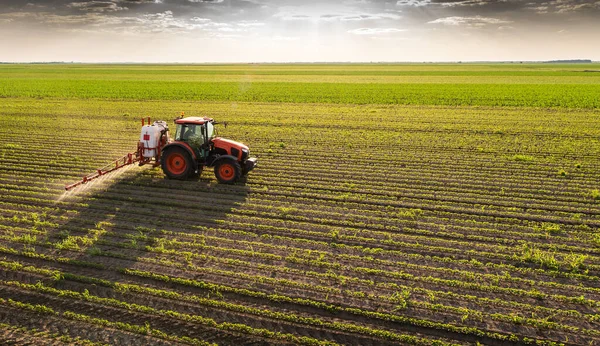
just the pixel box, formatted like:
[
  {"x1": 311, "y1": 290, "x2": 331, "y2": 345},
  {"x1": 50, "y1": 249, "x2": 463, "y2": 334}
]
[
  {"x1": 0, "y1": 79, "x2": 599, "y2": 108},
  {"x1": 1, "y1": 241, "x2": 584, "y2": 345},
  {"x1": 0, "y1": 294, "x2": 216, "y2": 346},
  {"x1": 3, "y1": 207, "x2": 598, "y2": 315},
  {"x1": 0, "y1": 242, "x2": 575, "y2": 346},
  {"x1": 0, "y1": 258, "x2": 457, "y2": 346},
  {"x1": 7, "y1": 178, "x2": 592, "y2": 275},
  {"x1": 0, "y1": 280, "x2": 337, "y2": 346}
]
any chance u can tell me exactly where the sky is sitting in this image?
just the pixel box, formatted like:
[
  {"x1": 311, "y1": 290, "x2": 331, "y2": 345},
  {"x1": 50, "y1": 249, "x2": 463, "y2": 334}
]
[{"x1": 0, "y1": 0, "x2": 599, "y2": 62}]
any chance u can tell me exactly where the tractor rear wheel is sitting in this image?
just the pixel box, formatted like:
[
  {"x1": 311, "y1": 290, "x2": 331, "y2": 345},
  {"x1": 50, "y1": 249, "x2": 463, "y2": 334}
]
[
  {"x1": 214, "y1": 159, "x2": 241, "y2": 184},
  {"x1": 161, "y1": 147, "x2": 193, "y2": 180}
]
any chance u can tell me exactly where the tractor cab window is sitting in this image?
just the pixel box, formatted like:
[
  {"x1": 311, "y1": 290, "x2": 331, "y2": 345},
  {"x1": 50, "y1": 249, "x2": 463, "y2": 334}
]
[
  {"x1": 176, "y1": 124, "x2": 205, "y2": 149},
  {"x1": 206, "y1": 122, "x2": 214, "y2": 139}
]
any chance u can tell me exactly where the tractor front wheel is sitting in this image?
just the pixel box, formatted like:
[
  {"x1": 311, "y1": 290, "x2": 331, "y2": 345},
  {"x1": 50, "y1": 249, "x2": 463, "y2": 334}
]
[
  {"x1": 214, "y1": 159, "x2": 241, "y2": 184},
  {"x1": 161, "y1": 147, "x2": 193, "y2": 179}
]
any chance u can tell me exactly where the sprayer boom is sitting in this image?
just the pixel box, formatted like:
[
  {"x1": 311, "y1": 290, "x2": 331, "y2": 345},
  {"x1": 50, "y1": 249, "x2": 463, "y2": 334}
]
[{"x1": 65, "y1": 152, "x2": 138, "y2": 191}]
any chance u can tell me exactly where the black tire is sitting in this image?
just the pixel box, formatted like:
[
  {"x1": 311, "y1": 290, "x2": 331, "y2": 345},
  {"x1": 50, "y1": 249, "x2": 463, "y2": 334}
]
[
  {"x1": 190, "y1": 166, "x2": 204, "y2": 179},
  {"x1": 161, "y1": 147, "x2": 193, "y2": 180},
  {"x1": 214, "y1": 159, "x2": 241, "y2": 184}
]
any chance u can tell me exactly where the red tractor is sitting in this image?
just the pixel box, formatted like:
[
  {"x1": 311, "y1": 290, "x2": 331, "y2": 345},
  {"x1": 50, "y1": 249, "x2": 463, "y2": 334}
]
[
  {"x1": 65, "y1": 115, "x2": 257, "y2": 190},
  {"x1": 157, "y1": 116, "x2": 256, "y2": 183}
]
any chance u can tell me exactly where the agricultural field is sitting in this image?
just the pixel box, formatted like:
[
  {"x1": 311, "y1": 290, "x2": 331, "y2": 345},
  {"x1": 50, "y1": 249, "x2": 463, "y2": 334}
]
[{"x1": 0, "y1": 63, "x2": 599, "y2": 345}]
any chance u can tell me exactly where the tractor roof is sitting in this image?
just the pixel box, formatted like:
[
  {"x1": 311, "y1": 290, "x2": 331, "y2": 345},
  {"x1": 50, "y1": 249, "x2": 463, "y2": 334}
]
[{"x1": 175, "y1": 116, "x2": 214, "y2": 125}]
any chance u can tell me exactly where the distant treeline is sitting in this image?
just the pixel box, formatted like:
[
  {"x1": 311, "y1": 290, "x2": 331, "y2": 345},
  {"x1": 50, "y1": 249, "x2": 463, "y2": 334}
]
[{"x1": 543, "y1": 60, "x2": 592, "y2": 63}]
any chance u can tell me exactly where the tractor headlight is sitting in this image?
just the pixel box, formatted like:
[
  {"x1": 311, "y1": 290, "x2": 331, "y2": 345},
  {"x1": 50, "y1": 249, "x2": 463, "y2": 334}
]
[{"x1": 241, "y1": 148, "x2": 249, "y2": 161}]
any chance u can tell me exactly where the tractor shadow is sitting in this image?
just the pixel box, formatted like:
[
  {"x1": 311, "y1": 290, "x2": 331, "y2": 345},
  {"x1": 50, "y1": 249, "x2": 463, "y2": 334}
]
[{"x1": 48, "y1": 166, "x2": 251, "y2": 285}]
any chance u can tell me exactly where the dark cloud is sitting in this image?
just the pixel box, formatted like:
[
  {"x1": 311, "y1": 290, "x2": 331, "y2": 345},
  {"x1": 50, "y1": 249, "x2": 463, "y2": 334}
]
[
  {"x1": 396, "y1": 0, "x2": 510, "y2": 7},
  {"x1": 0, "y1": 0, "x2": 597, "y2": 62},
  {"x1": 430, "y1": 0, "x2": 506, "y2": 6},
  {"x1": 0, "y1": 0, "x2": 598, "y2": 41},
  {"x1": 120, "y1": 0, "x2": 163, "y2": 4},
  {"x1": 525, "y1": 0, "x2": 600, "y2": 13},
  {"x1": 395, "y1": 0, "x2": 600, "y2": 13}
]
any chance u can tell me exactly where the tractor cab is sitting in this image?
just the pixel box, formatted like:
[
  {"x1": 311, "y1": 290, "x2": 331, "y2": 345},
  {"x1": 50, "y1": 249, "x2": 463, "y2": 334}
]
[{"x1": 174, "y1": 117, "x2": 214, "y2": 158}]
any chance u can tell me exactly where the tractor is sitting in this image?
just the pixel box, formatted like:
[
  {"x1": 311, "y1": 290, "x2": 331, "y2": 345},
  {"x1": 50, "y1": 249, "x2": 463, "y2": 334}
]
[
  {"x1": 159, "y1": 116, "x2": 257, "y2": 183},
  {"x1": 65, "y1": 115, "x2": 257, "y2": 190}
]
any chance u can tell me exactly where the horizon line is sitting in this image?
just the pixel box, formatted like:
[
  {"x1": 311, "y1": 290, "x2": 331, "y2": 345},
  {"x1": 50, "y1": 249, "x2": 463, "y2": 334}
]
[{"x1": 0, "y1": 60, "x2": 597, "y2": 65}]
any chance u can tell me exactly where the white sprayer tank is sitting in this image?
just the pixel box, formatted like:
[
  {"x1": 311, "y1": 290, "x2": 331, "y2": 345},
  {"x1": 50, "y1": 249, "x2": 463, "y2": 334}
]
[{"x1": 140, "y1": 121, "x2": 168, "y2": 159}]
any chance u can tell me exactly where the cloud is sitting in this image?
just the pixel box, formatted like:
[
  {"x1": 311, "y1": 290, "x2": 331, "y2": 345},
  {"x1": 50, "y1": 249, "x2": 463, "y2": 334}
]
[
  {"x1": 343, "y1": 0, "x2": 372, "y2": 4},
  {"x1": 67, "y1": 1, "x2": 128, "y2": 12},
  {"x1": 19, "y1": 12, "x2": 126, "y2": 26},
  {"x1": 0, "y1": 6, "x2": 267, "y2": 36},
  {"x1": 347, "y1": 27, "x2": 405, "y2": 35},
  {"x1": 339, "y1": 13, "x2": 402, "y2": 21},
  {"x1": 397, "y1": 0, "x2": 507, "y2": 6},
  {"x1": 316, "y1": 13, "x2": 401, "y2": 21},
  {"x1": 527, "y1": 5, "x2": 550, "y2": 13},
  {"x1": 188, "y1": 0, "x2": 225, "y2": 3},
  {"x1": 436, "y1": 0, "x2": 508, "y2": 6},
  {"x1": 137, "y1": 10, "x2": 235, "y2": 33},
  {"x1": 396, "y1": 0, "x2": 430, "y2": 6},
  {"x1": 121, "y1": 0, "x2": 163, "y2": 3},
  {"x1": 526, "y1": 0, "x2": 600, "y2": 13},
  {"x1": 399, "y1": 0, "x2": 600, "y2": 12},
  {"x1": 274, "y1": 7, "x2": 401, "y2": 22},
  {"x1": 191, "y1": 17, "x2": 212, "y2": 23},
  {"x1": 236, "y1": 20, "x2": 265, "y2": 27},
  {"x1": 25, "y1": 3, "x2": 47, "y2": 8},
  {"x1": 428, "y1": 15, "x2": 512, "y2": 26},
  {"x1": 275, "y1": 13, "x2": 311, "y2": 21}
]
